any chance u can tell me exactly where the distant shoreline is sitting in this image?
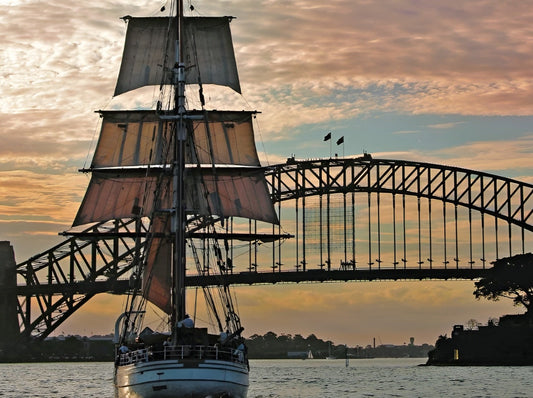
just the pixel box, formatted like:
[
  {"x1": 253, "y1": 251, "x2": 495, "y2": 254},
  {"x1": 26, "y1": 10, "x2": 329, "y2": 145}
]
[{"x1": 1, "y1": 332, "x2": 433, "y2": 363}]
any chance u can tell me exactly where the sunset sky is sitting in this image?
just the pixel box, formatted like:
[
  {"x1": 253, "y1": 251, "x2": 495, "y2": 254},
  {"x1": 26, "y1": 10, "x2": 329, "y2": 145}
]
[{"x1": 1, "y1": 0, "x2": 533, "y2": 346}]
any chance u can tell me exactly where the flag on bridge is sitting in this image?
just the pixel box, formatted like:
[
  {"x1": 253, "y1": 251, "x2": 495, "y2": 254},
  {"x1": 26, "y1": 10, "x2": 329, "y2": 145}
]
[
  {"x1": 336, "y1": 136, "x2": 344, "y2": 145},
  {"x1": 324, "y1": 132, "x2": 331, "y2": 141}
]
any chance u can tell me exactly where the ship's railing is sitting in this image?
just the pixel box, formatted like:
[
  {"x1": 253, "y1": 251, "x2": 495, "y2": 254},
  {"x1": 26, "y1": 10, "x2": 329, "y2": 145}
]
[{"x1": 117, "y1": 345, "x2": 246, "y2": 366}]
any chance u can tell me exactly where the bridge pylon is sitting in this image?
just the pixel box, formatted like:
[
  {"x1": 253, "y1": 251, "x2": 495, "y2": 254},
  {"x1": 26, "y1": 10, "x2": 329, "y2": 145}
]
[{"x1": 0, "y1": 241, "x2": 20, "y2": 352}]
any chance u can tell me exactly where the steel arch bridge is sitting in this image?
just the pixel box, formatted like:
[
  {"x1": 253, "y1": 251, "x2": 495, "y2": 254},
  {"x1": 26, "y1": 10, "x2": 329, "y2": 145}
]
[
  {"x1": 2, "y1": 156, "x2": 532, "y2": 341},
  {"x1": 263, "y1": 155, "x2": 532, "y2": 272}
]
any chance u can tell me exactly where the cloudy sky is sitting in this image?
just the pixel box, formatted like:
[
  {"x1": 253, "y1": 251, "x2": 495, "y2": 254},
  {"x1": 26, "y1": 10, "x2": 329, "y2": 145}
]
[{"x1": 1, "y1": 0, "x2": 532, "y2": 345}]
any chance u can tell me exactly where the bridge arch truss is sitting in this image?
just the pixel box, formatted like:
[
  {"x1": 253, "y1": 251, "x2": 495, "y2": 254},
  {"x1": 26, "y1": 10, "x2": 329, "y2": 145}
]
[{"x1": 263, "y1": 156, "x2": 533, "y2": 272}]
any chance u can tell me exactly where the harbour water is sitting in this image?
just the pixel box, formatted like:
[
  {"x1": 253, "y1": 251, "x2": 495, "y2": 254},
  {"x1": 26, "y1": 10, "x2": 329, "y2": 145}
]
[{"x1": 0, "y1": 358, "x2": 531, "y2": 397}]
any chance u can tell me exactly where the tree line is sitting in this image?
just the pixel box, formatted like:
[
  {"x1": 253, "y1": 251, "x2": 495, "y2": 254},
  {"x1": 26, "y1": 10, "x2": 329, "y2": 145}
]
[{"x1": 244, "y1": 332, "x2": 433, "y2": 359}]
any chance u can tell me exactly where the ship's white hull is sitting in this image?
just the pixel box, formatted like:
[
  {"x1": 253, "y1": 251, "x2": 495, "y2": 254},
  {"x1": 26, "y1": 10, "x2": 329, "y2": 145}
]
[{"x1": 115, "y1": 357, "x2": 249, "y2": 398}]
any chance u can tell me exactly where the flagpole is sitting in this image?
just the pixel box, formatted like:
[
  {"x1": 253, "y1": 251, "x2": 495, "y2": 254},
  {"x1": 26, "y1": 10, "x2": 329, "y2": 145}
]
[{"x1": 336, "y1": 136, "x2": 345, "y2": 158}]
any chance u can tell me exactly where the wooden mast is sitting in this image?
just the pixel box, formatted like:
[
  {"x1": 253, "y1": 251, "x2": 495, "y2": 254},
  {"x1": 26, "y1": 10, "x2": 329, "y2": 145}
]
[{"x1": 172, "y1": 0, "x2": 187, "y2": 330}]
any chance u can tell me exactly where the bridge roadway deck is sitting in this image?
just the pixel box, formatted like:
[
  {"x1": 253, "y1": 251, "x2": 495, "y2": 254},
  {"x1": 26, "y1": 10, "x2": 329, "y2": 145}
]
[{"x1": 15, "y1": 268, "x2": 488, "y2": 296}]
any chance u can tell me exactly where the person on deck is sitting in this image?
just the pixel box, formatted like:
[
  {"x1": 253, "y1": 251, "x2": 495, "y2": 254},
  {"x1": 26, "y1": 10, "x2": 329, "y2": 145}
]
[{"x1": 182, "y1": 314, "x2": 194, "y2": 328}]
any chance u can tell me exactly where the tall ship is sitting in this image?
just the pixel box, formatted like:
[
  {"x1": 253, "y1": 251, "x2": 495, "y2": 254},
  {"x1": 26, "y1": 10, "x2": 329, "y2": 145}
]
[{"x1": 71, "y1": 1, "x2": 278, "y2": 396}]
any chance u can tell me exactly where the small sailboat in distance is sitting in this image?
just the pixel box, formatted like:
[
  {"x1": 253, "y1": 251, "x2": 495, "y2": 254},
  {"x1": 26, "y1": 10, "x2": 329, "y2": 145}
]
[{"x1": 70, "y1": 0, "x2": 279, "y2": 396}]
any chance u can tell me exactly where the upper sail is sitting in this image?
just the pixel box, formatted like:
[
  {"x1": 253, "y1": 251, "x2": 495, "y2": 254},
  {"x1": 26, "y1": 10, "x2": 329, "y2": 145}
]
[
  {"x1": 91, "y1": 110, "x2": 261, "y2": 168},
  {"x1": 114, "y1": 16, "x2": 241, "y2": 96}
]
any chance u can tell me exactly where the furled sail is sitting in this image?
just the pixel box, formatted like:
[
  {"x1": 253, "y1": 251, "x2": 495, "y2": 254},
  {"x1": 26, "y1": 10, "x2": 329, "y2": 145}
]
[{"x1": 114, "y1": 16, "x2": 241, "y2": 96}]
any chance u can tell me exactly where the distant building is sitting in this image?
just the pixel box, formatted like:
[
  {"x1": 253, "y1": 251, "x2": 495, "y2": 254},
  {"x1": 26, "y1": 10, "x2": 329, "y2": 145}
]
[{"x1": 427, "y1": 313, "x2": 533, "y2": 365}]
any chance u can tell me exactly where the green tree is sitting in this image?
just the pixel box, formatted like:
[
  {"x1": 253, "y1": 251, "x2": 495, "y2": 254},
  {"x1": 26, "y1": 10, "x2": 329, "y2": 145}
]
[
  {"x1": 473, "y1": 253, "x2": 533, "y2": 314},
  {"x1": 292, "y1": 334, "x2": 307, "y2": 350}
]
